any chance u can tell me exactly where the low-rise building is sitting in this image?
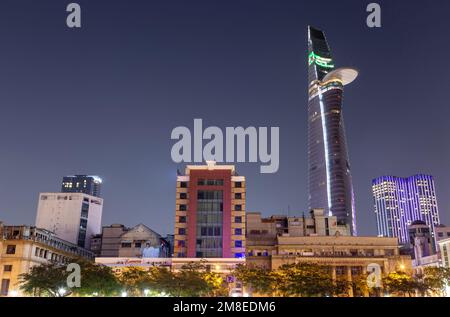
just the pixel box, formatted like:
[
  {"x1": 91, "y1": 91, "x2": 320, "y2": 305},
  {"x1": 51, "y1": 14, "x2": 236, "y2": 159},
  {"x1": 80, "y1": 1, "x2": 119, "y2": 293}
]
[
  {"x1": 0, "y1": 224, "x2": 94, "y2": 297},
  {"x1": 94, "y1": 224, "x2": 171, "y2": 258},
  {"x1": 438, "y1": 238, "x2": 450, "y2": 268},
  {"x1": 245, "y1": 213, "x2": 412, "y2": 297}
]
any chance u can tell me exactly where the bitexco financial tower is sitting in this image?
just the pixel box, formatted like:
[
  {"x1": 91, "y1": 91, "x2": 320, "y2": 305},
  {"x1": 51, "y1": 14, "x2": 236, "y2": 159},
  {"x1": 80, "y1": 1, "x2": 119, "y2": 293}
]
[{"x1": 307, "y1": 26, "x2": 357, "y2": 235}]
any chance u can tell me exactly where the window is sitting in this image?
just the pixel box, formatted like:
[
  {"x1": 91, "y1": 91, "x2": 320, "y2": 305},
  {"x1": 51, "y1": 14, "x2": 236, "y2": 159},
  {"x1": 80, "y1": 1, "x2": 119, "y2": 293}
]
[
  {"x1": 1, "y1": 279, "x2": 10, "y2": 296},
  {"x1": 121, "y1": 242, "x2": 132, "y2": 248},
  {"x1": 351, "y1": 266, "x2": 363, "y2": 276},
  {"x1": 235, "y1": 240, "x2": 242, "y2": 248},
  {"x1": 235, "y1": 216, "x2": 242, "y2": 223},
  {"x1": 135, "y1": 242, "x2": 142, "y2": 248},
  {"x1": 179, "y1": 193, "x2": 187, "y2": 199},
  {"x1": 235, "y1": 205, "x2": 242, "y2": 211},
  {"x1": 180, "y1": 182, "x2": 188, "y2": 188},
  {"x1": 6, "y1": 245, "x2": 16, "y2": 255},
  {"x1": 198, "y1": 191, "x2": 223, "y2": 200},
  {"x1": 178, "y1": 228, "x2": 186, "y2": 235},
  {"x1": 438, "y1": 232, "x2": 444, "y2": 238},
  {"x1": 235, "y1": 228, "x2": 242, "y2": 235},
  {"x1": 198, "y1": 179, "x2": 224, "y2": 186},
  {"x1": 179, "y1": 204, "x2": 187, "y2": 211},
  {"x1": 385, "y1": 249, "x2": 394, "y2": 256},
  {"x1": 179, "y1": 216, "x2": 186, "y2": 223},
  {"x1": 178, "y1": 240, "x2": 185, "y2": 247},
  {"x1": 234, "y1": 253, "x2": 244, "y2": 258},
  {"x1": 234, "y1": 182, "x2": 242, "y2": 188},
  {"x1": 3, "y1": 265, "x2": 12, "y2": 272},
  {"x1": 335, "y1": 266, "x2": 346, "y2": 276},
  {"x1": 235, "y1": 193, "x2": 242, "y2": 199}
]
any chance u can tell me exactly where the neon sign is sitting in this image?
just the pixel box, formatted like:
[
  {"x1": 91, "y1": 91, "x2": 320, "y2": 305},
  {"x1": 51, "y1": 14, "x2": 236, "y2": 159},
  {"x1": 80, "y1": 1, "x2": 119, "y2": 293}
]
[{"x1": 308, "y1": 52, "x2": 335, "y2": 68}]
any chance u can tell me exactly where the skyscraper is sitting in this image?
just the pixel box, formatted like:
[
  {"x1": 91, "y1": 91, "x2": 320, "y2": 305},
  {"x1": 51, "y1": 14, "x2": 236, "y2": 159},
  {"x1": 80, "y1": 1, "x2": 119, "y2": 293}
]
[
  {"x1": 372, "y1": 175, "x2": 441, "y2": 246},
  {"x1": 307, "y1": 26, "x2": 357, "y2": 235},
  {"x1": 61, "y1": 175, "x2": 102, "y2": 197},
  {"x1": 173, "y1": 161, "x2": 246, "y2": 258},
  {"x1": 35, "y1": 192, "x2": 103, "y2": 249}
]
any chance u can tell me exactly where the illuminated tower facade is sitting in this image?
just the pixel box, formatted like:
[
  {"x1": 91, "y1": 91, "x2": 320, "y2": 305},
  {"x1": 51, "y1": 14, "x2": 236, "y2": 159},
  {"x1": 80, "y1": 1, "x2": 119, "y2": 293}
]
[
  {"x1": 307, "y1": 26, "x2": 357, "y2": 235},
  {"x1": 62, "y1": 175, "x2": 102, "y2": 198},
  {"x1": 372, "y1": 175, "x2": 441, "y2": 247}
]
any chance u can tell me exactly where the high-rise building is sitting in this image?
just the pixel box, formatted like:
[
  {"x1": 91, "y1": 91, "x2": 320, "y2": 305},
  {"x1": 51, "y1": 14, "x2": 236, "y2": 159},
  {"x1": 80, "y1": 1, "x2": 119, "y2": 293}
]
[
  {"x1": 35, "y1": 192, "x2": 103, "y2": 249},
  {"x1": 307, "y1": 26, "x2": 358, "y2": 235},
  {"x1": 173, "y1": 161, "x2": 245, "y2": 258},
  {"x1": 62, "y1": 175, "x2": 102, "y2": 197},
  {"x1": 372, "y1": 175, "x2": 441, "y2": 246}
]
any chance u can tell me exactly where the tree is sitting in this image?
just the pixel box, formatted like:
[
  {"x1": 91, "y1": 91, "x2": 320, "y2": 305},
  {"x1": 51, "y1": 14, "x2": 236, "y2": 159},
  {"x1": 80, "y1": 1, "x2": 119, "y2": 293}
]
[
  {"x1": 146, "y1": 266, "x2": 177, "y2": 295},
  {"x1": 420, "y1": 267, "x2": 450, "y2": 296},
  {"x1": 275, "y1": 263, "x2": 347, "y2": 297},
  {"x1": 383, "y1": 271, "x2": 416, "y2": 297},
  {"x1": 233, "y1": 264, "x2": 276, "y2": 296},
  {"x1": 119, "y1": 267, "x2": 152, "y2": 296},
  {"x1": 172, "y1": 262, "x2": 219, "y2": 297},
  {"x1": 19, "y1": 262, "x2": 69, "y2": 297},
  {"x1": 70, "y1": 259, "x2": 120, "y2": 297}
]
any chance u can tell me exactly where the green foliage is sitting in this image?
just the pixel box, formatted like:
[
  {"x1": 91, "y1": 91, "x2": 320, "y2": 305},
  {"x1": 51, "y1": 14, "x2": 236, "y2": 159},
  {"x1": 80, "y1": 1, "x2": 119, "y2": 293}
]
[
  {"x1": 19, "y1": 262, "x2": 69, "y2": 297},
  {"x1": 275, "y1": 263, "x2": 348, "y2": 297},
  {"x1": 233, "y1": 264, "x2": 276, "y2": 296},
  {"x1": 19, "y1": 259, "x2": 120, "y2": 297},
  {"x1": 71, "y1": 259, "x2": 120, "y2": 297},
  {"x1": 234, "y1": 262, "x2": 349, "y2": 297},
  {"x1": 383, "y1": 271, "x2": 417, "y2": 297},
  {"x1": 117, "y1": 262, "x2": 228, "y2": 297},
  {"x1": 417, "y1": 267, "x2": 450, "y2": 296}
]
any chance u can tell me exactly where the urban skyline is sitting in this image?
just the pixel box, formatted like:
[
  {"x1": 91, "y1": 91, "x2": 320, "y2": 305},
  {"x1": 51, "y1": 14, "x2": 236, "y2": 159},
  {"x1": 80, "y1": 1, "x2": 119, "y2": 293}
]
[{"x1": 0, "y1": 1, "x2": 449, "y2": 238}]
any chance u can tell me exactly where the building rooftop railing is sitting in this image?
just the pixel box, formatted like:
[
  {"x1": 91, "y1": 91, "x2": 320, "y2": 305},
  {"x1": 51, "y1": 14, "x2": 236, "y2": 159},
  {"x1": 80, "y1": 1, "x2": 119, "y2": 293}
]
[{"x1": 1, "y1": 225, "x2": 94, "y2": 259}]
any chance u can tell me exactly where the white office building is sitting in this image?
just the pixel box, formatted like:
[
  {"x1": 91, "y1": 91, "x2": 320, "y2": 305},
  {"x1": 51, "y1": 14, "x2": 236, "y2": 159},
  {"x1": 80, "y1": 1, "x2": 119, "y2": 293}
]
[{"x1": 35, "y1": 192, "x2": 103, "y2": 249}]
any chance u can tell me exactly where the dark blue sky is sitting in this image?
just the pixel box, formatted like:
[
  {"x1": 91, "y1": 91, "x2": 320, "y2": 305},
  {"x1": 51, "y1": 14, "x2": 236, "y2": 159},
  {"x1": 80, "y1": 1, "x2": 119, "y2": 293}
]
[{"x1": 0, "y1": 0, "x2": 449, "y2": 236}]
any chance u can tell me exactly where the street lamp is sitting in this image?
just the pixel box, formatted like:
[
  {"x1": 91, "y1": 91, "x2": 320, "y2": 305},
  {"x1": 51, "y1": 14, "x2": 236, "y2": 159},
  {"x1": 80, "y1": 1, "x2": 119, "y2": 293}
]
[
  {"x1": 10, "y1": 290, "x2": 18, "y2": 297},
  {"x1": 58, "y1": 288, "x2": 66, "y2": 297}
]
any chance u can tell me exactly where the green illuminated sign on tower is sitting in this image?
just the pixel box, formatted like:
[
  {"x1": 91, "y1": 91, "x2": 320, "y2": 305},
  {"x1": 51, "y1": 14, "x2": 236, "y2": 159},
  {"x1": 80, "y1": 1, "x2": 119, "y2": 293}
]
[{"x1": 308, "y1": 52, "x2": 334, "y2": 69}]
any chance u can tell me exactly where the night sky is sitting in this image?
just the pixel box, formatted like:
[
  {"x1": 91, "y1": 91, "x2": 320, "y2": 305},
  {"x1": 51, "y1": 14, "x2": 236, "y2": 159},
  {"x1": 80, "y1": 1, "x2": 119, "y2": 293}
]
[{"x1": 0, "y1": 0, "x2": 449, "y2": 237}]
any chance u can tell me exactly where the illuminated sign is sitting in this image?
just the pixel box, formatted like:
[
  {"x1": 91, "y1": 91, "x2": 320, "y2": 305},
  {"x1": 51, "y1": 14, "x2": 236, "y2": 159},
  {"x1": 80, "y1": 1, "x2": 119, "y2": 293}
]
[{"x1": 308, "y1": 52, "x2": 335, "y2": 68}]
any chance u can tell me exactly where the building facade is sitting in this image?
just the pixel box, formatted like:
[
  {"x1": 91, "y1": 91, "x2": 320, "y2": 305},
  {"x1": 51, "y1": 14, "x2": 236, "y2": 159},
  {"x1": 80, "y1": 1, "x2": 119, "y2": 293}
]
[
  {"x1": 35, "y1": 192, "x2": 103, "y2": 249},
  {"x1": 98, "y1": 224, "x2": 128, "y2": 257},
  {"x1": 94, "y1": 224, "x2": 171, "y2": 258},
  {"x1": 438, "y1": 238, "x2": 450, "y2": 268},
  {"x1": 307, "y1": 26, "x2": 357, "y2": 235},
  {"x1": 246, "y1": 233, "x2": 411, "y2": 297},
  {"x1": 61, "y1": 175, "x2": 102, "y2": 197},
  {"x1": 0, "y1": 224, "x2": 94, "y2": 297},
  {"x1": 372, "y1": 175, "x2": 440, "y2": 246},
  {"x1": 246, "y1": 208, "x2": 350, "y2": 240},
  {"x1": 174, "y1": 161, "x2": 246, "y2": 258}
]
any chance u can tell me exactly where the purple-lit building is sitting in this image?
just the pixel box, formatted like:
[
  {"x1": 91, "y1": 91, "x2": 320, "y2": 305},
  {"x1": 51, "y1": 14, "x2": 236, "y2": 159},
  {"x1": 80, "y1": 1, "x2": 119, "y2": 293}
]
[{"x1": 372, "y1": 175, "x2": 441, "y2": 246}]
